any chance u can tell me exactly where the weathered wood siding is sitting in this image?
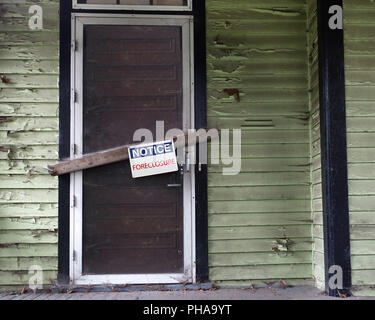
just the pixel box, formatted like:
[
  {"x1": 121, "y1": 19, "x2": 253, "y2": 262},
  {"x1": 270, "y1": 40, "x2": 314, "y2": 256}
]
[
  {"x1": 307, "y1": 0, "x2": 324, "y2": 290},
  {"x1": 0, "y1": 0, "x2": 325, "y2": 290},
  {"x1": 344, "y1": 0, "x2": 375, "y2": 296},
  {"x1": 0, "y1": 0, "x2": 59, "y2": 290},
  {"x1": 206, "y1": 0, "x2": 314, "y2": 287}
]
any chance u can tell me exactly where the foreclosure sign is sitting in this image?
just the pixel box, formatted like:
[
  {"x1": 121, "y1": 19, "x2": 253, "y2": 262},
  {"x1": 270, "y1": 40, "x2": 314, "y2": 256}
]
[{"x1": 128, "y1": 140, "x2": 178, "y2": 178}]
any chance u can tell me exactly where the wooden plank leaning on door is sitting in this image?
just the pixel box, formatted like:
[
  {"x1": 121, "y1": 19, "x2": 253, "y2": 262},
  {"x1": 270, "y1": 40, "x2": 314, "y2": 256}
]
[{"x1": 47, "y1": 130, "x2": 216, "y2": 176}]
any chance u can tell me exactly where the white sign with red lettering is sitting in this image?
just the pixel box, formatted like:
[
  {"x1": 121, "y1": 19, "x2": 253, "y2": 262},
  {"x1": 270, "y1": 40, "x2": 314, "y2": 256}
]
[{"x1": 128, "y1": 140, "x2": 178, "y2": 178}]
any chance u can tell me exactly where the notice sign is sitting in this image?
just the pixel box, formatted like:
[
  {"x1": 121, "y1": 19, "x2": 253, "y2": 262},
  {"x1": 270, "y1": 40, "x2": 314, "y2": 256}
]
[{"x1": 128, "y1": 140, "x2": 178, "y2": 178}]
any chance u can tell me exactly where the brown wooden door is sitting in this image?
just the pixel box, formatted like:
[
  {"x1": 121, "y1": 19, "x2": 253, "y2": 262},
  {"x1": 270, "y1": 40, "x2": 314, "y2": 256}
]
[{"x1": 81, "y1": 25, "x2": 185, "y2": 275}]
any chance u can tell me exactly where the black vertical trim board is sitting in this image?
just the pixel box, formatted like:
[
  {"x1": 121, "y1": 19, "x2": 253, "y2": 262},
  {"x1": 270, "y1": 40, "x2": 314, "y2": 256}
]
[
  {"x1": 58, "y1": 0, "x2": 72, "y2": 284},
  {"x1": 317, "y1": 0, "x2": 352, "y2": 296},
  {"x1": 58, "y1": 0, "x2": 208, "y2": 284},
  {"x1": 193, "y1": 0, "x2": 208, "y2": 283}
]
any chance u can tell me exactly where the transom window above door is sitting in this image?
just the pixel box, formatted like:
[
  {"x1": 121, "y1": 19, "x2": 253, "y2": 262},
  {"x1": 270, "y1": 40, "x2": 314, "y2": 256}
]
[{"x1": 73, "y1": 0, "x2": 192, "y2": 11}]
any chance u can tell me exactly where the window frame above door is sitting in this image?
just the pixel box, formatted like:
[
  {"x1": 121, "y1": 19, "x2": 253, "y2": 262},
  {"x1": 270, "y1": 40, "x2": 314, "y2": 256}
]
[{"x1": 72, "y1": 0, "x2": 193, "y2": 11}]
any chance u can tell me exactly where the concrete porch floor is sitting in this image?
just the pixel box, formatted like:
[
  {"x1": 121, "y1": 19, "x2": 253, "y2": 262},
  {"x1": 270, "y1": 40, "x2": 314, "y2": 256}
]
[{"x1": 0, "y1": 286, "x2": 374, "y2": 300}]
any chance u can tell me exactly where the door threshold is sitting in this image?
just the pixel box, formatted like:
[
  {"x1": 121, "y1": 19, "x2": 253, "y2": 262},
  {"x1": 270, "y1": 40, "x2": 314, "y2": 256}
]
[{"x1": 51, "y1": 283, "x2": 213, "y2": 294}]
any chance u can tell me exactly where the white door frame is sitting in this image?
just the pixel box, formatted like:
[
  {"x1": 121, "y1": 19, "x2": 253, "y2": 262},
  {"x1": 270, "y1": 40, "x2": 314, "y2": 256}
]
[{"x1": 70, "y1": 13, "x2": 196, "y2": 286}]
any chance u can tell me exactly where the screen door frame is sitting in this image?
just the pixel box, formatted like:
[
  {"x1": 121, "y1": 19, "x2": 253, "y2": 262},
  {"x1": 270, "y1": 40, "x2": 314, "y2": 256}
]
[{"x1": 70, "y1": 13, "x2": 195, "y2": 285}]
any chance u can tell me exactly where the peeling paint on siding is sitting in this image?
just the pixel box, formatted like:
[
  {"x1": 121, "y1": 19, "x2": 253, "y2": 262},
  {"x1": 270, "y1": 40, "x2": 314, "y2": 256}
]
[
  {"x1": 207, "y1": 0, "x2": 313, "y2": 288},
  {"x1": 0, "y1": 0, "x2": 59, "y2": 289},
  {"x1": 0, "y1": 0, "x2": 335, "y2": 290}
]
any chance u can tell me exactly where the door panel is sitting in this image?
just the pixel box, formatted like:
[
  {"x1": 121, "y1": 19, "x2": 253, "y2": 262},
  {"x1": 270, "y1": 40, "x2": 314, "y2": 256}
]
[{"x1": 81, "y1": 25, "x2": 184, "y2": 275}]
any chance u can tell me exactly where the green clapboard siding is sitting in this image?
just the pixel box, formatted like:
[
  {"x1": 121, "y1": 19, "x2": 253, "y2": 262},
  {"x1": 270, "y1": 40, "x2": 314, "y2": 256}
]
[
  {"x1": 0, "y1": 0, "x2": 334, "y2": 290},
  {"x1": 307, "y1": 0, "x2": 324, "y2": 290},
  {"x1": 344, "y1": 0, "x2": 375, "y2": 296},
  {"x1": 206, "y1": 0, "x2": 313, "y2": 287},
  {"x1": 0, "y1": 0, "x2": 59, "y2": 290}
]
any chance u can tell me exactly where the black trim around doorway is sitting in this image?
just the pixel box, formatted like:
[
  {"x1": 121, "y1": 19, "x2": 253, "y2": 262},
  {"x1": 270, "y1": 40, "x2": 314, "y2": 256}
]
[
  {"x1": 193, "y1": 0, "x2": 208, "y2": 283},
  {"x1": 317, "y1": 0, "x2": 352, "y2": 297},
  {"x1": 58, "y1": 0, "x2": 73, "y2": 285},
  {"x1": 58, "y1": 0, "x2": 208, "y2": 284}
]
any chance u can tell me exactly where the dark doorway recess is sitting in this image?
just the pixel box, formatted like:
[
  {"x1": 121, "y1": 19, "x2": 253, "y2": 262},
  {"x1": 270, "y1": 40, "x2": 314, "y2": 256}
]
[{"x1": 58, "y1": 0, "x2": 208, "y2": 284}]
